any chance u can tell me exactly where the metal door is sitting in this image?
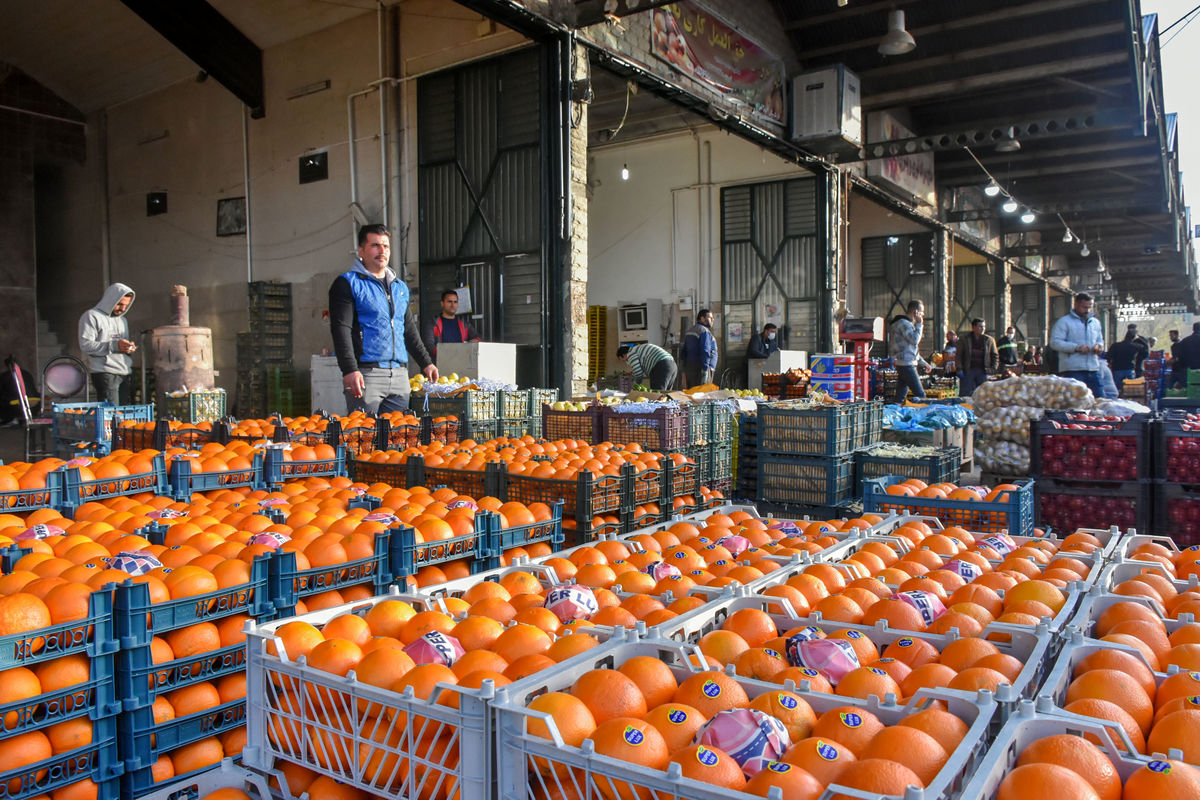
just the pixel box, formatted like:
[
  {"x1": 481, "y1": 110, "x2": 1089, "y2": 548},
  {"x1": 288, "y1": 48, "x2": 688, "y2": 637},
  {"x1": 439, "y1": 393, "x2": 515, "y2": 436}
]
[
  {"x1": 951, "y1": 262, "x2": 998, "y2": 333},
  {"x1": 862, "y1": 234, "x2": 938, "y2": 358}
]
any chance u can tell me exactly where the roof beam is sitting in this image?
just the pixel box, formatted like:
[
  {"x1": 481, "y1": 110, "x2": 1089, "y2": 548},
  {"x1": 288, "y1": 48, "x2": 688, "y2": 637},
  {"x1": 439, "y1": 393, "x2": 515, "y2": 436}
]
[
  {"x1": 1006, "y1": 236, "x2": 1177, "y2": 257},
  {"x1": 860, "y1": 21, "x2": 1125, "y2": 79},
  {"x1": 865, "y1": 53, "x2": 1128, "y2": 109},
  {"x1": 946, "y1": 194, "x2": 1165, "y2": 220},
  {"x1": 938, "y1": 155, "x2": 1160, "y2": 185},
  {"x1": 786, "y1": 0, "x2": 919, "y2": 31},
  {"x1": 117, "y1": 0, "x2": 264, "y2": 116},
  {"x1": 568, "y1": 0, "x2": 679, "y2": 28}
]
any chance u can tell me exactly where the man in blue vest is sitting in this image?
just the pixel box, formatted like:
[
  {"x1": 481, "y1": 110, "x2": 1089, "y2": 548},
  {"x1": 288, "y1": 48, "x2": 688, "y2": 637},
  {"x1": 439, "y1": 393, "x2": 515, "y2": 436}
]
[
  {"x1": 329, "y1": 225, "x2": 438, "y2": 413},
  {"x1": 423, "y1": 289, "x2": 482, "y2": 361}
]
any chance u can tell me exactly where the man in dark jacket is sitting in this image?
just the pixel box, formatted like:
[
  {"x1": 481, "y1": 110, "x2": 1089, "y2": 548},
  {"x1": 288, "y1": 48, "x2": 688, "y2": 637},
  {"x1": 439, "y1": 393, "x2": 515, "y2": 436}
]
[
  {"x1": 422, "y1": 289, "x2": 482, "y2": 362},
  {"x1": 746, "y1": 324, "x2": 779, "y2": 360},
  {"x1": 957, "y1": 318, "x2": 999, "y2": 395},
  {"x1": 1106, "y1": 329, "x2": 1144, "y2": 389},
  {"x1": 1175, "y1": 322, "x2": 1200, "y2": 388},
  {"x1": 681, "y1": 309, "x2": 718, "y2": 388},
  {"x1": 329, "y1": 224, "x2": 438, "y2": 414},
  {"x1": 1170, "y1": 329, "x2": 1183, "y2": 388},
  {"x1": 997, "y1": 326, "x2": 1019, "y2": 368}
]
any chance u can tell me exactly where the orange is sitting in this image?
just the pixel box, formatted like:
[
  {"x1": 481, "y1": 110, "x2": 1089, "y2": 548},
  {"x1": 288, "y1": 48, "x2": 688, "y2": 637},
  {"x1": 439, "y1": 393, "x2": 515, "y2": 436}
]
[
  {"x1": 1, "y1": 730, "x2": 53, "y2": 792},
  {"x1": 493, "y1": 623, "x2": 553, "y2": 664},
  {"x1": 938, "y1": 637, "x2": 999, "y2": 672},
  {"x1": 1155, "y1": 671, "x2": 1200, "y2": 709},
  {"x1": 590, "y1": 717, "x2": 669, "y2": 797},
  {"x1": 571, "y1": 669, "x2": 647, "y2": 725},
  {"x1": 267, "y1": 620, "x2": 324, "y2": 660},
  {"x1": 1063, "y1": 698, "x2": 1146, "y2": 754},
  {"x1": 400, "y1": 610, "x2": 455, "y2": 645},
  {"x1": 948, "y1": 666, "x2": 1010, "y2": 694},
  {"x1": 673, "y1": 672, "x2": 749, "y2": 718},
  {"x1": 1122, "y1": 758, "x2": 1200, "y2": 800},
  {"x1": 749, "y1": 690, "x2": 816, "y2": 741},
  {"x1": 861, "y1": 599, "x2": 928, "y2": 631},
  {"x1": 859, "y1": 725, "x2": 947, "y2": 784},
  {"x1": 165, "y1": 622, "x2": 220, "y2": 660},
  {"x1": 882, "y1": 636, "x2": 940, "y2": 669},
  {"x1": 784, "y1": 737, "x2": 856, "y2": 784},
  {"x1": 645, "y1": 702, "x2": 708, "y2": 753},
  {"x1": 1074, "y1": 649, "x2": 1157, "y2": 700},
  {"x1": 669, "y1": 744, "x2": 746, "y2": 790},
  {"x1": 0, "y1": 667, "x2": 42, "y2": 727},
  {"x1": 722, "y1": 608, "x2": 778, "y2": 648},
  {"x1": 1147, "y1": 710, "x2": 1200, "y2": 763},
  {"x1": 545, "y1": 633, "x2": 600, "y2": 663},
  {"x1": 900, "y1": 663, "x2": 959, "y2": 697},
  {"x1": 836, "y1": 666, "x2": 902, "y2": 702},
  {"x1": 827, "y1": 758, "x2": 925, "y2": 799},
  {"x1": 321, "y1": 614, "x2": 372, "y2": 648},
  {"x1": 0, "y1": 592, "x2": 52, "y2": 644},
  {"x1": 617, "y1": 656, "x2": 678, "y2": 709},
  {"x1": 811, "y1": 706, "x2": 884, "y2": 756},
  {"x1": 734, "y1": 648, "x2": 788, "y2": 682},
  {"x1": 996, "y1": 763, "x2": 1099, "y2": 800},
  {"x1": 167, "y1": 682, "x2": 221, "y2": 716},
  {"x1": 503, "y1": 654, "x2": 556, "y2": 682},
  {"x1": 744, "y1": 761, "x2": 823, "y2": 800},
  {"x1": 1014, "y1": 733, "x2": 1120, "y2": 800},
  {"x1": 169, "y1": 736, "x2": 224, "y2": 776},
  {"x1": 698, "y1": 630, "x2": 750, "y2": 666},
  {"x1": 450, "y1": 616, "x2": 504, "y2": 652}
]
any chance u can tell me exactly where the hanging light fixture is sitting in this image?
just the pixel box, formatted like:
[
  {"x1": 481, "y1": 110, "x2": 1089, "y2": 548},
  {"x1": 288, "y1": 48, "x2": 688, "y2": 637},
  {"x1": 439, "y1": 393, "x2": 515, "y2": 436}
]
[
  {"x1": 621, "y1": 164, "x2": 629, "y2": 181},
  {"x1": 878, "y1": 10, "x2": 916, "y2": 55},
  {"x1": 995, "y1": 137, "x2": 1022, "y2": 153},
  {"x1": 1002, "y1": 198, "x2": 1019, "y2": 214},
  {"x1": 1080, "y1": 243, "x2": 1091, "y2": 257},
  {"x1": 984, "y1": 181, "x2": 1002, "y2": 197},
  {"x1": 1062, "y1": 229, "x2": 1074, "y2": 243},
  {"x1": 1020, "y1": 209, "x2": 1036, "y2": 224}
]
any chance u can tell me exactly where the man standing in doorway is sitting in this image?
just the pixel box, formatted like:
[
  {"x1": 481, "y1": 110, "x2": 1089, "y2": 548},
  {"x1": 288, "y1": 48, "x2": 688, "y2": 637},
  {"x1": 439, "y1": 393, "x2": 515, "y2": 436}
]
[
  {"x1": 745, "y1": 323, "x2": 779, "y2": 360},
  {"x1": 957, "y1": 318, "x2": 998, "y2": 395},
  {"x1": 1175, "y1": 322, "x2": 1200, "y2": 388},
  {"x1": 890, "y1": 300, "x2": 930, "y2": 402},
  {"x1": 78, "y1": 283, "x2": 137, "y2": 405},
  {"x1": 329, "y1": 224, "x2": 438, "y2": 414},
  {"x1": 681, "y1": 308, "x2": 718, "y2": 388},
  {"x1": 1049, "y1": 291, "x2": 1105, "y2": 398},
  {"x1": 997, "y1": 326, "x2": 1019, "y2": 369},
  {"x1": 422, "y1": 289, "x2": 481, "y2": 362}
]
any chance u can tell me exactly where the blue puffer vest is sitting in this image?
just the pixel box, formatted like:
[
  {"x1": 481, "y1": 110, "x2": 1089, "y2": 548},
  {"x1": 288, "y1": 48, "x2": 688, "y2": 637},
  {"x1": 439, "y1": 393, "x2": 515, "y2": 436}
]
[{"x1": 341, "y1": 265, "x2": 409, "y2": 367}]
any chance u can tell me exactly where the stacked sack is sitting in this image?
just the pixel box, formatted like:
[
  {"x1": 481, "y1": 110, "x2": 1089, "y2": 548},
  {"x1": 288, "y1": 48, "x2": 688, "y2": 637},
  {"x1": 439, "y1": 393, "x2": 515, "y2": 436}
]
[{"x1": 973, "y1": 376, "x2": 1093, "y2": 476}]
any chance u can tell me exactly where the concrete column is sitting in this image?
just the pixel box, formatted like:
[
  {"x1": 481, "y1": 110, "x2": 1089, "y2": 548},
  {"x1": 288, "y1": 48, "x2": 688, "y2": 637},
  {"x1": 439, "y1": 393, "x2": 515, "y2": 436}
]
[
  {"x1": 996, "y1": 261, "x2": 1012, "y2": 330},
  {"x1": 563, "y1": 42, "x2": 590, "y2": 397},
  {"x1": 934, "y1": 229, "x2": 952, "y2": 352}
]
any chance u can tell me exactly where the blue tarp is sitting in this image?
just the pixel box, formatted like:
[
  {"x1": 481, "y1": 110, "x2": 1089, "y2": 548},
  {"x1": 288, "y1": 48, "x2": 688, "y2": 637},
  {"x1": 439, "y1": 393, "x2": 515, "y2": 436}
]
[{"x1": 884, "y1": 403, "x2": 974, "y2": 431}]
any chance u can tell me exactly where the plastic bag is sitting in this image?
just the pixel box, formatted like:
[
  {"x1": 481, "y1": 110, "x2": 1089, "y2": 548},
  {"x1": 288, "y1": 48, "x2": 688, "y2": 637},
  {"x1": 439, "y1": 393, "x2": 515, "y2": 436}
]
[
  {"x1": 972, "y1": 375, "x2": 1093, "y2": 414},
  {"x1": 977, "y1": 440, "x2": 1031, "y2": 473}
]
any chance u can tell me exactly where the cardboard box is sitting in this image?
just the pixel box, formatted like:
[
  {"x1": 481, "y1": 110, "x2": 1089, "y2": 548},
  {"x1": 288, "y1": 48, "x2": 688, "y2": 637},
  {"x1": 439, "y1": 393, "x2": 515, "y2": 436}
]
[{"x1": 810, "y1": 355, "x2": 854, "y2": 373}]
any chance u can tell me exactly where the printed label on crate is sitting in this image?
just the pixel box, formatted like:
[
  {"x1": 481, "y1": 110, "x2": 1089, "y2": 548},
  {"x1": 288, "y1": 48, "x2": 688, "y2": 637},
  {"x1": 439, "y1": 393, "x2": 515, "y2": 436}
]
[
  {"x1": 106, "y1": 550, "x2": 163, "y2": 576},
  {"x1": 696, "y1": 709, "x2": 790, "y2": 777},
  {"x1": 810, "y1": 355, "x2": 854, "y2": 373},
  {"x1": 978, "y1": 534, "x2": 1017, "y2": 555},
  {"x1": 403, "y1": 631, "x2": 465, "y2": 666},
  {"x1": 892, "y1": 590, "x2": 946, "y2": 625},
  {"x1": 544, "y1": 585, "x2": 599, "y2": 623},
  {"x1": 16, "y1": 523, "x2": 64, "y2": 540},
  {"x1": 785, "y1": 637, "x2": 860, "y2": 683}
]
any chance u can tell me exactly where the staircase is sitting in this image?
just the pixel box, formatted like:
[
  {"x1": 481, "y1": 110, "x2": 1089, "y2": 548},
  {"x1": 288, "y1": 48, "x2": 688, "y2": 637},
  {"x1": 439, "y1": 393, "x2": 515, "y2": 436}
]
[{"x1": 34, "y1": 318, "x2": 86, "y2": 402}]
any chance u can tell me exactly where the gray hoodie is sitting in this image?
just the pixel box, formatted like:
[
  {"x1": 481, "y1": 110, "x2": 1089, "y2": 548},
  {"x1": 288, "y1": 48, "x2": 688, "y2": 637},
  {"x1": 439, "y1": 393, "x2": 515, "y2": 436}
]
[{"x1": 78, "y1": 282, "x2": 136, "y2": 375}]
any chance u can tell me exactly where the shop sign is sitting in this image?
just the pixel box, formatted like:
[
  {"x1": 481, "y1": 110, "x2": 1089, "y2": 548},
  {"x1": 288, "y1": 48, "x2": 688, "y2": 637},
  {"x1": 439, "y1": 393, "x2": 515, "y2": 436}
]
[
  {"x1": 651, "y1": 4, "x2": 786, "y2": 125},
  {"x1": 866, "y1": 111, "x2": 936, "y2": 207}
]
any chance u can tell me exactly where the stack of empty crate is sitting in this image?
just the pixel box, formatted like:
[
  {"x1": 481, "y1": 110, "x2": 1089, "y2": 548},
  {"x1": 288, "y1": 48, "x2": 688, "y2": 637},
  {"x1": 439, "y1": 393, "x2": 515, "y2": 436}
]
[{"x1": 238, "y1": 282, "x2": 294, "y2": 418}]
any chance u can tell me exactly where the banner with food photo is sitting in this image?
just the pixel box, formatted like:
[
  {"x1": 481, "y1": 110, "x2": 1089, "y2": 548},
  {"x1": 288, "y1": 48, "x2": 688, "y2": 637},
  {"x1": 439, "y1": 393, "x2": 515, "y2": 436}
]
[{"x1": 651, "y1": 3, "x2": 785, "y2": 125}]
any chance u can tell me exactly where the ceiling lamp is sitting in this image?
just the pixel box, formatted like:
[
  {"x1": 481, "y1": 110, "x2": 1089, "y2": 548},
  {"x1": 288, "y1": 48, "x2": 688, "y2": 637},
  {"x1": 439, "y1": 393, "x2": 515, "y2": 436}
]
[
  {"x1": 1062, "y1": 229, "x2": 1074, "y2": 243},
  {"x1": 621, "y1": 164, "x2": 629, "y2": 181},
  {"x1": 1001, "y1": 198, "x2": 1019, "y2": 214},
  {"x1": 1020, "y1": 209, "x2": 1036, "y2": 224},
  {"x1": 984, "y1": 181, "x2": 1002, "y2": 197},
  {"x1": 878, "y1": 10, "x2": 916, "y2": 56},
  {"x1": 1080, "y1": 243, "x2": 1091, "y2": 257}
]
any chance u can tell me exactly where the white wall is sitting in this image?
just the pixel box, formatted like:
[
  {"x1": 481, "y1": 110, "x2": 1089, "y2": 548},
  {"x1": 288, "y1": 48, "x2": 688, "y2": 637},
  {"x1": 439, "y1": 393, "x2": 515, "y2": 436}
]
[{"x1": 587, "y1": 127, "x2": 810, "y2": 322}]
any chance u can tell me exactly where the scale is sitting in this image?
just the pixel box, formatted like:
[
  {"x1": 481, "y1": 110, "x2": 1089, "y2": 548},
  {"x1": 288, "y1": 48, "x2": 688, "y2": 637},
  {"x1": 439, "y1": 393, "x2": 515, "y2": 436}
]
[{"x1": 839, "y1": 317, "x2": 884, "y2": 401}]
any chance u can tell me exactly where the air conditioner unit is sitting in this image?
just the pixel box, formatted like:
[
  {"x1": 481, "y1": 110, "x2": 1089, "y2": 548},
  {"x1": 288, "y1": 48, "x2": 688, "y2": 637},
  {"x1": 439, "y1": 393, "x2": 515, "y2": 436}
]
[{"x1": 789, "y1": 65, "x2": 862, "y2": 154}]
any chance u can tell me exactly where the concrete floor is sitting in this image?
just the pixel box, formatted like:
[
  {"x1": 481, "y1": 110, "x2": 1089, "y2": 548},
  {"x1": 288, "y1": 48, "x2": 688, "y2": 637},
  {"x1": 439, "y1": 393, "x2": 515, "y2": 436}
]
[{"x1": 0, "y1": 426, "x2": 29, "y2": 464}]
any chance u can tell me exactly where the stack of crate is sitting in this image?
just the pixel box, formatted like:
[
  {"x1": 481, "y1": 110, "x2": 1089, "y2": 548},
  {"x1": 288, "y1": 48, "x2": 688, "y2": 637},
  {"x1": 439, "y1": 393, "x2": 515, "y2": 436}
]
[
  {"x1": 587, "y1": 305, "x2": 608, "y2": 384},
  {"x1": 237, "y1": 282, "x2": 294, "y2": 418}
]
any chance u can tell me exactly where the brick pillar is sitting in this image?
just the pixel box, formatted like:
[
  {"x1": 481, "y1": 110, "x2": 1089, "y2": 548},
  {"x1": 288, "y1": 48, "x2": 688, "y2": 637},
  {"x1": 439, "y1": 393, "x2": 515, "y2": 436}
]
[
  {"x1": 996, "y1": 261, "x2": 1012, "y2": 330},
  {"x1": 563, "y1": 43, "x2": 590, "y2": 397}
]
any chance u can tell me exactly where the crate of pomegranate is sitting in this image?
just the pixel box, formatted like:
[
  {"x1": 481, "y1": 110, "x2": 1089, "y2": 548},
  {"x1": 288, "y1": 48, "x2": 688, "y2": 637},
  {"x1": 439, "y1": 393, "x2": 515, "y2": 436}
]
[
  {"x1": 1150, "y1": 482, "x2": 1200, "y2": 542},
  {"x1": 1030, "y1": 411, "x2": 1152, "y2": 483},
  {"x1": 1155, "y1": 411, "x2": 1200, "y2": 482},
  {"x1": 1035, "y1": 478, "x2": 1152, "y2": 536}
]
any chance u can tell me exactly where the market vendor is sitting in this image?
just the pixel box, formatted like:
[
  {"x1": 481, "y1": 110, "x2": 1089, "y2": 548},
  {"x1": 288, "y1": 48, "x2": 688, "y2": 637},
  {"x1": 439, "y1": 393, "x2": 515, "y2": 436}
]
[
  {"x1": 1049, "y1": 291, "x2": 1105, "y2": 397},
  {"x1": 616, "y1": 342, "x2": 677, "y2": 391},
  {"x1": 957, "y1": 318, "x2": 998, "y2": 395},
  {"x1": 745, "y1": 323, "x2": 779, "y2": 360}
]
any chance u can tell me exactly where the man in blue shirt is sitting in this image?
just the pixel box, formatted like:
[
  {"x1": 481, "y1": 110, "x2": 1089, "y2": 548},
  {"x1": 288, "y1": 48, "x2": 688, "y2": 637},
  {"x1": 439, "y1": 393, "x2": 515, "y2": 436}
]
[
  {"x1": 329, "y1": 225, "x2": 438, "y2": 413},
  {"x1": 681, "y1": 309, "x2": 718, "y2": 387}
]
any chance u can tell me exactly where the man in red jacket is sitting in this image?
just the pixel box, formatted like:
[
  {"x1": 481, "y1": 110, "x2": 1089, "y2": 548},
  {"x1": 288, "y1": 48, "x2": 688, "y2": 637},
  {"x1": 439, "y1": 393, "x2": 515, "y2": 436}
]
[{"x1": 423, "y1": 289, "x2": 482, "y2": 362}]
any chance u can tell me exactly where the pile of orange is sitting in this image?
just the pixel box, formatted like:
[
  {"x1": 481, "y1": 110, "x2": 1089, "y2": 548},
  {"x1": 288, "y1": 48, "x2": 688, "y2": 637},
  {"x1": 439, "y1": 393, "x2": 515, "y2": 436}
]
[
  {"x1": 0, "y1": 456, "x2": 69, "y2": 503},
  {"x1": 998, "y1": 740, "x2": 1200, "y2": 799},
  {"x1": 522, "y1": 656, "x2": 975, "y2": 798},
  {"x1": 883, "y1": 479, "x2": 1021, "y2": 503}
]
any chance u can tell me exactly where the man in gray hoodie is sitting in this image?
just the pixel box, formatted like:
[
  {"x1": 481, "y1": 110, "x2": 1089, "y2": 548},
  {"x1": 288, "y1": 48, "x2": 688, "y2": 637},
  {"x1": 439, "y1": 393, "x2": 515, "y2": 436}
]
[
  {"x1": 78, "y1": 282, "x2": 137, "y2": 405},
  {"x1": 889, "y1": 299, "x2": 930, "y2": 402}
]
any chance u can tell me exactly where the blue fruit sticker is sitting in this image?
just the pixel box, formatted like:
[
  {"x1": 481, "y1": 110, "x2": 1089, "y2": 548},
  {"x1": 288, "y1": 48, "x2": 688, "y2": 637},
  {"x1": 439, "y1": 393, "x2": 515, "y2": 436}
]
[
  {"x1": 801, "y1": 668, "x2": 819, "y2": 677},
  {"x1": 697, "y1": 747, "x2": 719, "y2": 767},
  {"x1": 846, "y1": 630, "x2": 863, "y2": 640},
  {"x1": 767, "y1": 762, "x2": 791, "y2": 774},
  {"x1": 1148, "y1": 760, "x2": 1172, "y2": 774},
  {"x1": 765, "y1": 649, "x2": 781, "y2": 659},
  {"x1": 816, "y1": 741, "x2": 839, "y2": 761},
  {"x1": 623, "y1": 726, "x2": 644, "y2": 746},
  {"x1": 896, "y1": 637, "x2": 914, "y2": 647},
  {"x1": 667, "y1": 709, "x2": 688, "y2": 724},
  {"x1": 779, "y1": 694, "x2": 798, "y2": 709},
  {"x1": 840, "y1": 712, "x2": 863, "y2": 728},
  {"x1": 702, "y1": 680, "x2": 721, "y2": 698},
  {"x1": 869, "y1": 667, "x2": 887, "y2": 677}
]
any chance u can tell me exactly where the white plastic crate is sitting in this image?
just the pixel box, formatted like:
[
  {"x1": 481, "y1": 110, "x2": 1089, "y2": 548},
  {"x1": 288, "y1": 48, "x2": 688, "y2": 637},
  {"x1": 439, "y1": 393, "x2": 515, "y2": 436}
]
[
  {"x1": 1096, "y1": 559, "x2": 1199, "y2": 595},
  {"x1": 493, "y1": 635, "x2": 996, "y2": 800},
  {"x1": 1038, "y1": 628, "x2": 1176, "y2": 714},
  {"x1": 1107, "y1": 532, "x2": 1187, "y2": 564},
  {"x1": 242, "y1": 588, "x2": 493, "y2": 800},
  {"x1": 1068, "y1": 586, "x2": 1194, "y2": 637},
  {"x1": 649, "y1": 590, "x2": 1055, "y2": 707},
  {"x1": 958, "y1": 700, "x2": 1152, "y2": 799},
  {"x1": 137, "y1": 758, "x2": 271, "y2": 800}
]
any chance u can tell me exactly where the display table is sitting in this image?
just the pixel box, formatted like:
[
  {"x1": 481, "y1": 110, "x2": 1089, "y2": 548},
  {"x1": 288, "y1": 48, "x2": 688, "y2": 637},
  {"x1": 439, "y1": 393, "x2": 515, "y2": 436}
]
[
  {"x1": 747, "y1": 349, "x2": 809, "y2": 391},
  {"x1": 437, "y1": 342, "x2": 517, "y2": 385}
]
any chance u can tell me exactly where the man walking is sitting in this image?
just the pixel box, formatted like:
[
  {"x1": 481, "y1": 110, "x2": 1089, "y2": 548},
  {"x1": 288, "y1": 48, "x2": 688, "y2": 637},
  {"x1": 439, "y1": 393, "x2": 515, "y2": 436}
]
[
  {"x1": 422, "y1": 289, "x2": 481, "y2": 362},
  {"x1": 1049, "y1": 292, "x2": 1105, "y2": 397},
  {"x1": 889, "y1": 300, "x2": 930, "y2": 402},
  {"x1": 997, "y1": 326, "x2": 1019, "y2": 369},
  {"x1": 957, "y1": 318, "x2": 998, "y2": 395},
  {"x1": 78, "y1": 283, "x2": 137, "y2": 405},
  {"x1": 681, "y1": 309, "x2": 718, "y2": 388},
  {"x1": 329, "y1": 225, "x2": 438, "y2": 414}
]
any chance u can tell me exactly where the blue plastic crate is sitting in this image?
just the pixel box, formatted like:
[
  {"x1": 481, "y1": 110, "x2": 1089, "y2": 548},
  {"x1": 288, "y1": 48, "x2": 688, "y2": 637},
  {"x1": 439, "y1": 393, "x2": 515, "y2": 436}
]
[
  {"x1": 269, "y1": 531, "x2": 391, "y2": 616},
  {"x1": 0, "y1": 589, "x2": 117, "y2": 670},
  {"x1": 0, "y1": 712, "x2": 122, "y2": 800},
  {"x1": 167, "y1": 452, "x2": 264, "y2": 500},
  {"x1": 483, "y1": 503, "x2": 565, "y2": 562},
  {"x1": 119, "y1": 700, "x2": 245, "y2": 799},
  {"x1": 854, "y1": 445, "x2": 960, "y2": 493},
  {"x1": 261, "y1": 444, "x2": 346, "y2": 486},
  {"x1": 389, "y1": 522, "x2": 488, "y2": 580},
  {"x1": 113, "y1": 561, "x2": 273, "y2": 645},
  {"x1": 59, "y1": 454, "x2": 169, "y2": 516},
  {"x1": 119, "y1": 640, "x2": 247, "y2": 714},
  {"x1": 863, "y1": 476, "x2": 1036, "y2": 536},
  {"x1": 52, "y1": 402, "x2": 154, "y2": 455},
  {"x1": 757, "y1": 401, "x2": 857, "y2": 456},
  {"x1": 0, "y1": 469, "x2": 64, "y2": 513},
  {"x1": 757, "y1": 453, "x2": 855, "y2": 507}
]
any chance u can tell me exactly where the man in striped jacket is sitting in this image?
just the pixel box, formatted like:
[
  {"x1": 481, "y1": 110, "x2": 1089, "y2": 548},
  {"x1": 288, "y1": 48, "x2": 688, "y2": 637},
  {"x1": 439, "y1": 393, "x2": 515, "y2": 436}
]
[{"x1": 616, "y1": 343, "x2": 678, "y2": 391}]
